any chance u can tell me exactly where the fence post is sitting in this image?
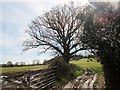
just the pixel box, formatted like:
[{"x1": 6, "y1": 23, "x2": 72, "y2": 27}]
[{"x1": 27, "y1": 70, "x2": 30, "y2": 90}]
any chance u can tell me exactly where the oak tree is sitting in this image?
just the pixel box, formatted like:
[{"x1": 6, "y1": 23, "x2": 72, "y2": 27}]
[{"x1": 23, "y1": 2, "x2": 86, "y2": 63}]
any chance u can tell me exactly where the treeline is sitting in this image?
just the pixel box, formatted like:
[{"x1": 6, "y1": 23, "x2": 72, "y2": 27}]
[
  {"x1": 0, "y1": 63, "x2": 43, "y2": 67},
  {"x1": 1, "y1": 60, "x2": 43, "y2": 67},
  {"x1": 1, "y1": 54, "x2": 96, "y2": 67}
]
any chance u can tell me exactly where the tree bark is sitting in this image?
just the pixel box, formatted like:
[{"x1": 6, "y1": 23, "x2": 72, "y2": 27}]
[
  {"x1": 63, "y1": 46, "x2": 71, "y2": 63},
  {"x1": 103, "y1": 63, "x2": 120, "y2": 89},
  {"x1": 63, "y1": 55, "x2": 70, "y2": 63}
]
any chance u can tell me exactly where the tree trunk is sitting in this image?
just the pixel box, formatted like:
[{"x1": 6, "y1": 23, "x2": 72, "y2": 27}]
[
  {"x1": 103, "y1": 64, "x2": 120, "y2": 89},
  {"x1": 63, "y1": 55, "x2": 70, "y2": 63},
  {"x1": 63, "y1": 47, "x2": 70, "y2": 63}
]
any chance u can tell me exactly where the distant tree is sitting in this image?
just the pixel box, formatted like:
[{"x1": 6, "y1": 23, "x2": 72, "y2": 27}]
[
  {"x1": 81, "y1": 2, "x2": 120, "y2": 88},
  {"x1": 32, "y1": 60, "x2": 36, "y2": 65},
  {"x1": 0, "y1": 64, "x2": 6, "y2": 67},
  {"x1": 36, "y1": 60, "x2": 40, "y2": 65},
  {"x1": 23, "y1": 2, "x2": 87, "y2": 63},
  {"x1": 32, "y1": 59, "x2": 40, "y2": 65},
  {"x1": 7, "y1": 61, "x2": 13, "y2": 67},
  {"x1": 15, "y1": 62, "x2": 19, "y2": 66},
  {"x1": 43, "y1": 59, "x2": 48, "y2": 65},
  {"x1": 20, "y1": 62, "x2": 25, "y2": 66}
]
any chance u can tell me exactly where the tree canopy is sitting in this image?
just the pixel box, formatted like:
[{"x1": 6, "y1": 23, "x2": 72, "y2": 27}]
[
  {"x1": 82, "y1": 2, "x2": 120, "y2": 65},
  {"x1": 23, "y1": 1, "x2": 120, "y2": 88},
  {"x1": 81, "y1": 2, "x2": 120, "y2": 88},
  {"x1": 23, "y1": 2, "x2": 87, "y2": 63}
]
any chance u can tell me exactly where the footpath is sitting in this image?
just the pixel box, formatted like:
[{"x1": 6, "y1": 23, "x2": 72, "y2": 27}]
[{"x1": 63, "y1": 68, "x2": 97, "y2": 89}]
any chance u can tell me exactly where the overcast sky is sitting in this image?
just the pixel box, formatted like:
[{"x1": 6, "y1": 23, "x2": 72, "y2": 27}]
[{"x1": 0, "y1": 0, "x2": 119, "y2": 64}]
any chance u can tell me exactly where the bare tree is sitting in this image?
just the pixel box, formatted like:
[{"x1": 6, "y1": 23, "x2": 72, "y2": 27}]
[
  {"x1": 20, "y1": 62, "x2": 26, "y2": 66},
  {"x1": 32, "y1": 59, "x2": 40, "y2": 65},
  {"x1": 32, "y1": 60, "x2": 36, "y2": 65},
  {"x1": 23, "y1": 2, "x2": 87, "y2": 63},
  {"x1": 15, "y1": 62, "x2": 19, "y2": 66},
  {"x1": 36, "y1": 59, "x2": 40, "y2": 65}
]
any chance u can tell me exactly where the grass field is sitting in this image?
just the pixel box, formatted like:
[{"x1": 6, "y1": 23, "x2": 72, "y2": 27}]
[
  {"x1": 1, "y1": 58, "x2": 105, "y2": 87},
  {"x1": 70, "y1": 58, "x2": 105, "y2": 87},
  {"x1": 53, "y1": 58, "x2": 104, "y2": 88},
  {"x1": 1, "y1": 65, "x2": 48, "y2": 74},
  {"x1": 70, "y1": 58, "x2": 103, "y2": 74},
  {"x1": 1, "y1": 58, "x2": 103, "y2": 74}
]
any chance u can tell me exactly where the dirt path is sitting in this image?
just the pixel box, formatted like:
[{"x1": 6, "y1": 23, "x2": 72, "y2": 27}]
[{"x1": 63, "y1": 68, "x2": 97, "y2": 89}]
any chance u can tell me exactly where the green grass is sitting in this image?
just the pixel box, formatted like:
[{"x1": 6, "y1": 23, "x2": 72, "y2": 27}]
[
  {"x1": 70, "y1": 58, "x2": 103, "y2": 74},
  {"x1": 1, "y1": 65, "x2": 48, "y2": 74},
  {"x1": 53, "y1": 58, "x2": 104, "y2": 88},
  {"x1": 70, "y1": 58, "x2": 105, "y2": 87}
]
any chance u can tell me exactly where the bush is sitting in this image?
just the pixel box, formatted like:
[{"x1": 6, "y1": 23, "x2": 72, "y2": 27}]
[
  {"x1": 49, "y1": 58, "x2": 70, "y2": 76},
  {"x1": 49, "y1": 58, "x2": 84, "y2": 88},
  {"x1": 69, "y1": 64, "x2": 84, "y2": 78}
]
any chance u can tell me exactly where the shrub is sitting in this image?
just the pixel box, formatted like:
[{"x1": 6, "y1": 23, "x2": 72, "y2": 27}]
[
  {"x1": 69, "y1": 64, "x2": 84, "y2": 78},
  {"x1": 49, "y1": 58, "x2": 70, "y2": 77},
  {"x1": 49, "y1": 58, "x2": 84, "y2": 87}
]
